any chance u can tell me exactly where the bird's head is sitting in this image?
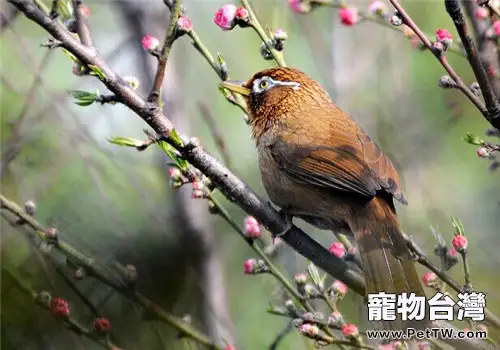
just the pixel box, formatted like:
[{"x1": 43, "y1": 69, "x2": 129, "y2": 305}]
[{"x1": 220, "y1": 67, "x2": 331, "y2": 140}]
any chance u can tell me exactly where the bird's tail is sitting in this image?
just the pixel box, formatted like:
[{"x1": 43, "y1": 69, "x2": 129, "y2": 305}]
[{"x1": 350, "y1": 197, "x2": 430, "y2": 333}]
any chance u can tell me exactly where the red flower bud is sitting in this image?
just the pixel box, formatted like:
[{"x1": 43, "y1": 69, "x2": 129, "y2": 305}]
[
  {"x1": 423, "y1": 272, "x2": 437, "y2": 286},
  {"x1": 243, "y1": 258, "x2": 257, "y2": 274},
  {"x1": 342, "y1": 323, "x2": 359, "y2": 338},
  {"x1": 452, "y1": 234, "x2": 468, "y2": 252},
  {"x1": 475, "y1": 7, "x2": 489, "y2": 19},
  {"x1": 50, "y1": 297, "x2": 70, "y2": 318},
  {"x1": 338, "y1": 7, "x2": 359, "y2": 26},
  {"x1": 243, "y1": 216, "x2": 261, "y2": 238},
  {"x1": 214, "y1": 4, "x2": 238, "y2": 31},
  {"x1": 300, "y1": 323, "x2": 319, "y2": 337},
  {"x1": 235, "y1": 7, "x2": 249, "y2": 20},
  {"x1": 176, "y1": 16, "x2": 193, "y2": 33},
  {"x1": 328, "y1": 241, "x2": 346, "y2": 258},
  {"x1": 141, "y1": 35, "x2": 160, "y2": 52},
  {"x1": 93, "y1": 317, "x2": 112, "y2": 334},
  {"x1": 331, "y1": 280, "x2": 348, "y2": 296}
]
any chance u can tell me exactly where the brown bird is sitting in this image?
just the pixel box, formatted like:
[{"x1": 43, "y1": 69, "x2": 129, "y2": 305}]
[{"x1": 221, "y1": 67, "x2": 428, "y2": 332}]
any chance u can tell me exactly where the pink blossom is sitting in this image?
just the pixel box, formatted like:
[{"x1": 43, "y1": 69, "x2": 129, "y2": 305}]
[
  {"x1": 436, "y1": 28, "x2": 453, "y2": 43},
  {"x1": 176, "y1": 16, "x2": 193, "y2": 32},
  {"x1": 494, "y1": 20, "x2": 500, "y2": 36},
  {"x1": 214, "y1": 4, "x2": 237, "y2": 31},
  {"x1": 243, "y1": 258, "x2": 257, "y2": 274},
  {"x1": 141, "y1": 35, "x2": 160, "y2": 52},
  {"x1": 93, "y1": 317, "x2": 112, "y2": 333},
  {"x1": 224, "y1": 345, "x2": 235, "y2": 350},
  {"x1": 475, "y1": 7, "x2": 489, "y2": 20},
  {"x1": 342, "y1": 323, "x2": 359, "y2": 338},
  {"x1": 447, "y1": 247, "x2": 458, "y2": 257},
  {"x1": 452, "y1": 234, "x2": 468, "y2": 251},
  {"x1": 327, "y1": 311, "x2": 342, "y2": 325},
  {"x1": 423, "y1": 272, "x2": 437, "y2": 286},
  {"x1": 368, "y1": 1, "x2": 388, "y2": 16},
  {"x1": 235, "y1": 7, "x2": 249, "y2": 20},
  {"x1": 274, "y1": 29, "x2": 288, "y2": 41},
  {"x1": 80, "y1": 4, "x2": 90, "y2": 17},
  {"x1": 338, "y1": 7, "x2": 359, "y2": 26},
  {"x1": 300, "y1": 323, "x2": 319, "y2": 336},
  {"x1": 243, "y1": 216, "x2": 261, "y2": 238},
  {"x1": 332, "y1": 280, "x2": 348, "y2": 296},
  {"x1": 51, "y1": 298, "x2": 70, "y2": 317},
  {"x1": 288, "y1": 0, "x2": 309, "y2": 14},
  {"x1": 328, "y1": 241, "x2": 346, "y2": 258},
  {"x1": 294, "y1": 272, "x2": 308, "y2": 284}
]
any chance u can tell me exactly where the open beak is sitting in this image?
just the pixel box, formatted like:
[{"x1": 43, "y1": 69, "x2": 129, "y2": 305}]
[{"x1": 219, "y1": 80, "x2": 251, "y2": 96}]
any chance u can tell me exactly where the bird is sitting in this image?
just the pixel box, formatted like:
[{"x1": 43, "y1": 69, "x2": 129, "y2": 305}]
[{"x1": 220, "y1": 67, "x2": 429, "y2": 332}]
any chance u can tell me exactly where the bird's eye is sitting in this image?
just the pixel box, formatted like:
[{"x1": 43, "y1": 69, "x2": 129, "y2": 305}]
[{"x1": 259, "y1": 80, "x2": 270, "y2": 90}]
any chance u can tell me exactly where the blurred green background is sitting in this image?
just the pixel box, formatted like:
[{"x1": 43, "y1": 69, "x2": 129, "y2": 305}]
[{"x1": 1, "y1": 0, "x2": 499, "y2": 349}]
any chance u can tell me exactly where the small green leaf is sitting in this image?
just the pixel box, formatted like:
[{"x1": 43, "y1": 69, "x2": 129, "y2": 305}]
[
  {"x1": 451, "y1": 216, "x2": 465, "y2": 235},
  {"x1": 68, "y1": 90, "x2": 100, "y2": 107},
  {"x1": 169, "y1": 129, "x2": 184, "y2": 147},
  {"x1": 463, "y1": 132, "x2": 483, "y2": 145},
  {"x1": 63, "y1": 49, "x2": 80, "y2": 64},
  {"x1": 107, "y1": 137, "x2": 145, "y2": 148},
  {"x1": 57, "y1": 1, "x2": 73, "y2": 20},
  {"x1": 88, "y1": 65, "x2": 106, "y2": 81},
  {"x1": 307, "y1": 263, "x2": 323, "y2": 289},
  {"x1": 157, "y1": 140, "x2": 189, "y2": 171}
]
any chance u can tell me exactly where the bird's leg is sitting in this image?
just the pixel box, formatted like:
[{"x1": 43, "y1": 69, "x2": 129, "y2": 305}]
[{"x1": 273, "y1": 208, "x2": 294, "y2": 240}]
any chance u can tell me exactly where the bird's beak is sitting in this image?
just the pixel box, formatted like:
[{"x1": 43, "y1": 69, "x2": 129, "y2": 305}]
[{"x1": 219, "y1": 80, "x2": 251, "y2": 96}]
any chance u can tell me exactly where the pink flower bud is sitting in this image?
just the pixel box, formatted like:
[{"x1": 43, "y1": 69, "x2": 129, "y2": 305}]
[
  {"x1": 487, "y1": 65, "x2": 497, "y2": 77},
  {"x1": 214, "y1": 4, "x2": 238, "y2": 31},
  {"x1": 169, "y1": 167, "x2": 182, "y2": 179},
  {"x1": 93, "y1": 317, "x2": 112, "y2": 333},
  {"x1": 378, "y1": 344, "x2": 397, "y2": 350},
  {"x1": 328, "y1": 241, "x2": 346, "y2": 258},
  {"x1": 435, "y1": 29, "x2": 453, "y2": 50},
  {"x1": 331, "y1": 280, "x2": 348, "y2": 296},
  {"x1": 81, "y1": 4, "x2": 90, "y2": 17},
  {"x1": 342, "y1": 323, "x2": 359, "y2": 338},
  {"x1": 51, "y1": 297, "x2": 70, "y2": 318},
  {"x1": 288, "y1": 0, "x2": 311, "y2": 14},
  {"x1": 243, "y1": 258, "x2": 257, "y2": 274},
  {"x1": 294, "y1": 272, "x2": 308, "y2": 284},
  {"x1": 243, "y1": 216, "x2": 261, "y2": 238},
  {"x1": 141, "y1": 35, "x2": 160, "y2": 52},
  {"x1": 224, "y1": 345, "x2": 235, "y2": 350},
  {"x1": 423, "y1": 272, "x2": 437, "y2": 286},
  {"x1": 368, "y1": 1, "x2": 388, "y2": 16},
  {"x1": 176, "y1": 16, "x2": 193, "y2": 33},
  {"x1": 436, "y1": 28, "x2": 453, "y2": 41},
  {"x1": 235, "y1": 7, "x2": 249, "y2": 20},
  {"x1": 418, "y1": 341, "x2": 432, "y2": 350},
  {"x1": 273, "y1": 29, "x2": 288, "y2": 41},
  {"x1": 338, "y1": 7, "x2": 359, "y2": 26},
  {"x1": 447, "y1": 247, "x2": 458, "y2": 257},
  {"x1": 475, "y1": 7, "x2": 489, "y2": 19},
  {"x1": 300, "y1": 323, "x2": 319, "y2": 337},
  {"x1": 494, "y1": 20, "x2": 500, "y2": 36},
  {"x1": 452, "y1": 234, "x2": 468, "y2": 251},
  {"x1": 328, "y1": 311, "x2": 342, "y2": 325}
]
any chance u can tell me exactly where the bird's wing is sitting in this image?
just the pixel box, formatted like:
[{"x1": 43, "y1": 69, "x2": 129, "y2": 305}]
[
  {"x1": 269, "y1": 137, "x2": 381, "y2": 199},
  {"x1": 269, "y1": 134, "x2": 407, "y2": 204},
  {"x1": 356, "y1": 132, "x2": 407, "y2": 204}
]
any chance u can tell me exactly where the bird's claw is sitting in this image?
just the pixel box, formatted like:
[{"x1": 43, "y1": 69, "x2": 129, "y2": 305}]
[{"x1": 273, "y1": 210, "x2": 293, "y2": 238}]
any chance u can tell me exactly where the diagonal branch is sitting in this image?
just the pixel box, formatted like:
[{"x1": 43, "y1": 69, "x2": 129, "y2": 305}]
[
  {"x1": 444, "y1": 0, "x2": 500, "y2": 129},
  {"x1": 148, "y1": 0, "x2": 182, "y2": 104}
]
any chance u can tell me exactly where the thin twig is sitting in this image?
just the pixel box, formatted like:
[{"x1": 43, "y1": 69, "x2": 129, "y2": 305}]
[
  {"x1": 0, "y1": 194, "x2": 225, "y2": 350},
  {"x1": 388, "y1": 0, "x2": 490, "y2": 121},
  {"x1": 147, "y1": 0, "x2": 182, "y2": 104},
  {"x1": 72, "y1": 0, "x2": 92, "y2": 47},
  {"x1": 445, "y1": 0, "x2": 500, "y2": 129}
]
